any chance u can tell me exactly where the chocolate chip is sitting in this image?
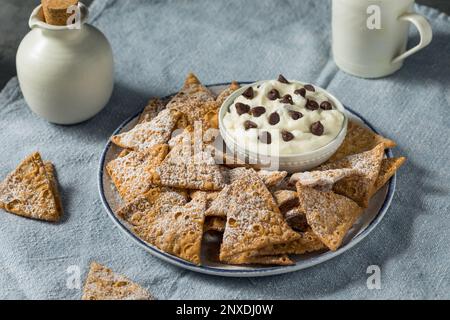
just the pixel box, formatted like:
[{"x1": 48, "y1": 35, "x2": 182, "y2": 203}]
[
  {"x1": 304, "y1": 84, "x2": 315, "y2": 92},
  {"x1": 281, "y1": 130, "x2": 295, "y2": 142},
  {"x1": 294, "y1": 88, "x2": 306, "y2": 98},
  {"x1": 288, "y1": 110, "x2": 303, "y2": 120},
  {"x1": 320, "y1": 101, "x2": 333, "y2": 110},
  {"x1": 250, "y1": 106, "x2": 266, "y2": 117},
  {"x1": 267, "y1": 89, "x2": 280, "y2": 101},
  {"x1": 244, "y1": 120, "x2": 258, "y2": 130},
  {"x1": 311, "y1": 121, "x2": 324, "y2": 136},
  {"x1": 235, "y1": 102, "x2": 250, "y2": 115},
  {"x1": 268, "y1": 112, "x2": 280, "y2": 125},
  {"x1": 242, "y1": 87, "x2": 254, "y2": 99},
  {"x1": 280, "y1": 94, "x2": 294, "y2": 105},
  {"x1": 259, "y1": 131, "x2": 272, "y2": 144},
  {"x1": 306, "y1": 99, "x2": 319, "y2": 111},
  {"x1": 278, "y1": 74, "x2": 290, "y2": 84}
]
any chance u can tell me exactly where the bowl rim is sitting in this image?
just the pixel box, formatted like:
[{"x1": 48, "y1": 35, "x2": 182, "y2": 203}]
[
  {"x1": 98, "y1": 81, "x2": 397, "y2": 277},
  {"x1": 219, "y1": 80, "x2": 349, "y2": 159}
]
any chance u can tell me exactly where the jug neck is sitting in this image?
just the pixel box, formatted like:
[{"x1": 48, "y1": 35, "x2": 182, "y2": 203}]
[{"x1": 29, "y1": 2, "x2": 89, "y2": 37}]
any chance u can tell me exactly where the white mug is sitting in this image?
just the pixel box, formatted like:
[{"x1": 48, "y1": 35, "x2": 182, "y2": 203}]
[{"x1": 332, "y1": 0, "x2": 433, "y2": 78}]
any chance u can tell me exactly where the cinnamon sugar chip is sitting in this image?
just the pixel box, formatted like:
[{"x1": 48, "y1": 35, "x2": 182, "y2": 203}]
[
  {"x1": 296, "y1": 184, "x2": 363, "y2": 251},
  {"x1": 117, "y1": 187, "x2": 188, "y2": 227},
  {"x1": 258, "y1": 229, "x2": 326, "y2": 256},
  {"x1": 44, "y1": 162, "x2": 64, "y2": 219},
  {"x1": 219, "y1": 169, "x2": 300, "y2": 261},
  {"x1": 329, "y1": 121, "x2": 396, "y2": 162},
  {"x1": 216, "y1": 81, "x2": 240, "y2": 106},
  {"x1": 82, "y1": 262, "x2": 153, "y2": 300},
  {"x1": 137, "y1": 98, "x2": 166, "y2": 124},
  {"x1": 283, "y1": 207, "x2": 310, "y2": 232},
  {"x1": 318, "y1": 144, "x2": 385, "y2": 207},
  {"x1": 256, "y1": 170, "x2": 288, "y2": 187},
  {"x1": 290, "y1": 168, "x2": 362, "y2": 192},
  {"x1": 273, "y1": 190, "x2": 299, "y2": 213},
  {"x1": 106, "y1": 145, "x2": 169, "y2": 202},
  {"x1": 153, "y1": 132, "x2": 226, "y2": 191},
  {"x1": 204, "y1": 216, "x2": 226, "y2": 233},
  {"x1": 228, "y1": 167, "x2": 288, "y2": 187},
  {"x1": 371, "y1": 157, "x2": 406, "y2": 197},
  {"x1": 134, "y1": 192, "x2": 207, "y2": 265},
  {"x1": 111, "y1": 109, "x2": 181, "y2": 151},
  {"x1": 0, "y1": 152, "x2": 62, "y2": 222},
  {"x1": 224, "y1": 253, "x2": 294, "y2": 266},
  {"x1": 166, "y1": 73, "x2": 216, "y2": 128}
]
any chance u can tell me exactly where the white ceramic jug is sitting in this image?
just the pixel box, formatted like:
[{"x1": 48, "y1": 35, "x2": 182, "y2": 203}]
[{"x1": 16, "y1": 3, "x2": 114, "y2": 124}]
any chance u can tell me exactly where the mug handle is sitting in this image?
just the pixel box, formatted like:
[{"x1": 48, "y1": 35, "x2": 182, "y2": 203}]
[{"x1": 392, "y1": 13, "x2": 433, "y2": 64}]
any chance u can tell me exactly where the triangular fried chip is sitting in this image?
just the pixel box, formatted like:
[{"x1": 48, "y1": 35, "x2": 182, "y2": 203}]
[
  {"x1": 273, "y1": 190, "x2": 299, "y2": 213},
  {"x1": 134, "y1": 192, "x2": 207, "y2": 265},
  {"x1": 371, "y1": 157, "x2": 406, "y2": 197},
  {"x1": 111, "y1": 109, "x2": 181, "y2": 151},
  {"x1": 166, "y1": 73, "x2": 216, "y2": 127},
  {"x1": 117, "y1": 187, "x2": 188, "y2": 227},
  {"x1": 329, "y1": 121, "x2": 396, "y2": 162},
  {"x1": 0, "y1": 152, "x2": 62, "y2": 222},
  {"x1": 255, "y1": 170, "x2": 288, "y2": 188},
  {"x1": 224, "y1": 253, "x2": 294, "y2": 266},
  {"x1": 319, "y1": 144, "x2": 385, "y2": 207},
  {"x1": 296, "y1": 184, "x2": 363, "y2": 251},
  {"x1": 219, "y1": 169, "x2": 300, "y2": 261},
  {"x1": 106, "y1": 145, "x2": 169, "y2": 202},
  {"x1": 290, "y1": 168, "x2": 362, "y2": 192},
  {"x1": 227, "y1": 167, "x2": 288, "y2": 187},
  {"x1": 257, "y1": 228, "x2": 326, "y2": 255},
  {"x1": 44, "y1": 162, "x2": 64, "y2": 219},
  {"x1": 137, "y1": 98, "x2": 166, "y2": 124},
  {"x1": 82, "y1": 262, "x2": 153, "y2": 300},
  {"x1": 204, "y1": 216, "x2": 226, "y2": 233},
  {"x1": 153, "y1": 131, "x2": 226, "y2": 191},
  {"x1": 216, "y1": 81, "x2": 240, "y2": 107},
  {"x1": 283, "y1": 207, "x2": 309, "y2": 232}
]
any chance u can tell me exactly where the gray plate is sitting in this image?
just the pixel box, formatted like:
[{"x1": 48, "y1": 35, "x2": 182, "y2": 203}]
[{"x1": 98, "y1": 83, "x2": 396, "y2": 277}]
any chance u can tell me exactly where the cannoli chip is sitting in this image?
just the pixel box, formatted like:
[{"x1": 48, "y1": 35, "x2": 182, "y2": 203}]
[
  {"x1": 329, "y1": 121, "x2": 396, "y2": 162},
  {"x1": 258, "y1": 229, "x2": 326, "y2": 256},
  {"x1": 134, "y1": 193, "x2": 207, "y2": 265},
  {"x1": 137, "y1": 98, "x2": 166, "y2": 124},
  {"x1": 216, "y1": 81, "x2": 240, "y2": 106},
  {"x1": 82, "y1": 262, "x2": 153, "y2": 300},
  {"x1": 291, "y1": 168, "x2": 362, "y2": 192},
  {"x1": 204, "y1": 216, "x2": 226, "y2": 233},
  {"x1": 255, "y1": 170, "x2": 288, "y2": 187},
  {"x1": 219, "y1": 169, "x2": 300, "y2": 260},
  {"x1": 372, "y1": 157, "x2": 406, "y2": 197},
  {"x1": 106, "y1": 145, "x2": 169, "y2": 202},
  {"x1": 319, "y1": 144, "x2": 385, "y2": 207},
  {"x1": 117, "y1": 187, "x2": 188, "y2": 227},
  {"x1": 154, "y1": 132, "x2": 226, "y2": 191},
  {"x1": 296, "y1": 184, "x2": 363, "y2": 251},
  {"x1": 111, "y1": 109, "x2": 181, "y2": 151},
  {"x1": 223, "y1": 253, "x2": 294, "y2": 266},
  {"x1": 166, "y1": 73, "x2": 216, "y2": 127},
  {"x1": 273, "y1": 190, "x2": 299, "y2": 213},
  {"x1": 0, "y1": 152, "x2": 62, "y2": 222}
]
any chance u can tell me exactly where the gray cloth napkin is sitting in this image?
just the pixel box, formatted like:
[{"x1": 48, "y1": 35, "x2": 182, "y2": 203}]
[{"x1": 0, "y1": 0, "x2": 449, "y2": 300}]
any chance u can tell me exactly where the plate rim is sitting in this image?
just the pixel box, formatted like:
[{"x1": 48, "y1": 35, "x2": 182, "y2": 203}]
[{"x1": 97, "y1": 82, "x2": 396, "y2": 277}]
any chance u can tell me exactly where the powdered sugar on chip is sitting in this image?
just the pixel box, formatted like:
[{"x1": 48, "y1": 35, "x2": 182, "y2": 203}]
[{"x1": 111, "y1": 109, "x2": 181, "y2": 151}]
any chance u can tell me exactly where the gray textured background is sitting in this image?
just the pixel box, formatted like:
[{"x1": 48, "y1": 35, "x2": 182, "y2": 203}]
[{"x1": 0, "y1": 0, "x2": 449, "y2": 89}]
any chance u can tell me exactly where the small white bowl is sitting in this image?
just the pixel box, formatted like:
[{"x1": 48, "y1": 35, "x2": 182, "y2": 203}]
[{"x1": 219, "y1": 80, "x2": 348, "y2": 173}]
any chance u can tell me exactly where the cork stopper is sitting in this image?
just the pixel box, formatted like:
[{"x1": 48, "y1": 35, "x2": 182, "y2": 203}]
[{"x1": 41, "y1": 0, "x2": 79, "y2": 26}]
